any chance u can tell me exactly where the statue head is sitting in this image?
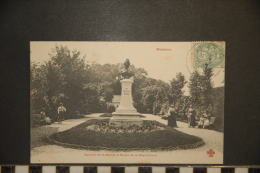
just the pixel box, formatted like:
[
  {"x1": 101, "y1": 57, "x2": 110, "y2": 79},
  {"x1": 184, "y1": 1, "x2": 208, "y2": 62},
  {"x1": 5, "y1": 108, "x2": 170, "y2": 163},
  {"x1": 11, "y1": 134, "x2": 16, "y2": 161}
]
[
  {"x1": 123, "y1": 58, "x2": 130, "y2": 70},
  {"x1": 120, "y1": 59, "x2": 134, "y2": 79}
]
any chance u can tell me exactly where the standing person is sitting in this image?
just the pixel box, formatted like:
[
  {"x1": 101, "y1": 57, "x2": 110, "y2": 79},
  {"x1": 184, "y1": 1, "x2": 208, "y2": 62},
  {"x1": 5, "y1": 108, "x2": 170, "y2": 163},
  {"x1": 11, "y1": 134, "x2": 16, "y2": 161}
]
[
  {"x1": 198, "y1": 115, "x2": 205, "y2": 128},
  {"x1": 57, "y1": 103, "x2": 66, "y2": 122},
  {"x1": 167, "y1": 106, "x2": 177, "y2": 127},
  {"x1": 188, "y1": 108, "x2": 196, "y2": 127},
  {"x1": 202, "y1": 112, "x2": 210, "y2": 129}
]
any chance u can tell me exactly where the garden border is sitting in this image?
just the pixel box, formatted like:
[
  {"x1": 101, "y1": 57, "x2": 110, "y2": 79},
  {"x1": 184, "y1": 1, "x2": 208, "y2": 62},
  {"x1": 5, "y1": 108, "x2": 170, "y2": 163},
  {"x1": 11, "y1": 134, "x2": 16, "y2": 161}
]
[{"x1": 47, "y1": 135, "x2": 205, "y2": 151}]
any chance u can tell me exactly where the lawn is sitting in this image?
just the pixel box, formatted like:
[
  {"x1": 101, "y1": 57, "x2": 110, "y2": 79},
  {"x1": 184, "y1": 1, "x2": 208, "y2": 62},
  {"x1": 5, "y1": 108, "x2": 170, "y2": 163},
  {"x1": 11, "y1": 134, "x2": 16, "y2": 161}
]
[
  {"x1": 31, "y1": 126, "x2": 58, "y2": 148},
  {"x1": 49, "y1": 119, "x2": 204, "y2": 150}
]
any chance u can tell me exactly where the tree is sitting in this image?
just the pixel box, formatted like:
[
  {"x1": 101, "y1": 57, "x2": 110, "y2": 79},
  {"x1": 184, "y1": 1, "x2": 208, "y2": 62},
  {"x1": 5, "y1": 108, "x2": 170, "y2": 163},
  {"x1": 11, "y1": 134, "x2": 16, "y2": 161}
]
[
  {"x1": 31, "y1": 45, "x2": 93, "y2": 120},
  {"x1": 169, "y1": 73, "x2": 187, "y2": 107},
  {"x1": 88, "y1": 63, "x2": 121, "y2": 99},
  {"x1": 201, "y1": 63, "x2": 214, "y2": 115},
  {"x1": 31, "y1": 62, "x2": 48, "y2": 114},
  {"x1": 189, "y1": 71, "x2": 203, "y2": 112},
  {"x1": 49, "y1": 46, "x2": 90, "y2": 115},
  {"x1": 131, "y1": 66, "x2": 148, "y2": 112},
  {"x1": 188, "y1": 63, "x2": 214, "y2": 116},
  {"x1": 43, "y1": 61, "x2": 65, "y2": 118},
  {"x1": 177, "y1": 96, "x2": 191, "y2": 119},
  {"x1": 31, "y1": 45, "x2": 176, "y2": 120},
  {"x1": 141, "y1": 86, "x2": 159, "y2": 114},
  {"x1": 140, "y1": 82, "x2": 169, "y2": 114}
]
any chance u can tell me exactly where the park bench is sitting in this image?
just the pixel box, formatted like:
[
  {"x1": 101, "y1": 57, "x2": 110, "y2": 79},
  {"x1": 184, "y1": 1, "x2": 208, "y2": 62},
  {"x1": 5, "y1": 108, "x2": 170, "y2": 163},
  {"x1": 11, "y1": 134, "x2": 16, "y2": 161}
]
[{"x1": 199, "y1": 116, "x2": 216, "y2": 129}]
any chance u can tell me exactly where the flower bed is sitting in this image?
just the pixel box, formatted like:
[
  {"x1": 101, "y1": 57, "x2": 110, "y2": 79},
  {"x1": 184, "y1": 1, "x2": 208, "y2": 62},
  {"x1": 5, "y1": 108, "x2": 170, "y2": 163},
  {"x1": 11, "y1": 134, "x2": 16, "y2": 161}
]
[
  {"x1": 86, "y1": 120, "x2": 166, "y2": 134},
  {"x1": 49, "y1": 119, "x2": 204, "y2": 150}
]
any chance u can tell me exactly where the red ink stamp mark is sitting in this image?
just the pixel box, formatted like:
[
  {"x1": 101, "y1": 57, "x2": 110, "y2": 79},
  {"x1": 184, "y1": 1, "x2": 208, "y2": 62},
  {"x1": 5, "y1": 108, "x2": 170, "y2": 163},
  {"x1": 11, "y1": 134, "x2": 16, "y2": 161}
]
[{"x1": 207, "y1": 149, "x2": 215, "y2": 157}]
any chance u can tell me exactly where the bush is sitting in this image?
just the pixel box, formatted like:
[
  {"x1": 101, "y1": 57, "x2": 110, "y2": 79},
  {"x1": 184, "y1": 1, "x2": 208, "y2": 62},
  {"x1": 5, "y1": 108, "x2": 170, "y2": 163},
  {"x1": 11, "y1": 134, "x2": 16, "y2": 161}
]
[{"x1": 107, "y1": 104, "x2": 116, "y2": 113}]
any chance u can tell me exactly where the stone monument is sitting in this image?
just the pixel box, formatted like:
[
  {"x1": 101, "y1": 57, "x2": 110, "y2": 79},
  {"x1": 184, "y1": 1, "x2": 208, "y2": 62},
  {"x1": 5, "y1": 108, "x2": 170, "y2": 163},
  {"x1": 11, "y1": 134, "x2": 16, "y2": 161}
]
[{"x1": 110, "y1": 59, "x2": 143, "y2": 127}]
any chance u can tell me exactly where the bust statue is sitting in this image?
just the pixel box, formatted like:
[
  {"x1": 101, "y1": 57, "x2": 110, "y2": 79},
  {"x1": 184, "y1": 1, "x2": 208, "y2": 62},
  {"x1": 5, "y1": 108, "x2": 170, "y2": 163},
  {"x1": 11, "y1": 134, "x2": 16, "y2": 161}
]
[{"x1": 120, "y1": 59, "x2": 134, "y2": 79}]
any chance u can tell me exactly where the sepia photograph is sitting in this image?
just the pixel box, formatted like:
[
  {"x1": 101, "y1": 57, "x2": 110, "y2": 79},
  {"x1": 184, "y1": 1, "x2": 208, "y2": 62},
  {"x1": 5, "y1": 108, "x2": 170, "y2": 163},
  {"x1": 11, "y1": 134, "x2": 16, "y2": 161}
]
[{"x1": 30, "y1": 41, "x2": 225, "y2": 164}]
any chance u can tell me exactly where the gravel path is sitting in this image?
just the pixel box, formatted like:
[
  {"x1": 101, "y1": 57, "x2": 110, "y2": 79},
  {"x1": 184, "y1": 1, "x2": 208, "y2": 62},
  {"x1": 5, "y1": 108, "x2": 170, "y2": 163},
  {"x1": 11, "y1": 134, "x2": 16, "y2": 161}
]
[
  {"x1": 31, "y1": 113, "x2": 223, "y2": 164},
  {"x1": 47, "y1": 113, "x2": 104, "y2": 132}
]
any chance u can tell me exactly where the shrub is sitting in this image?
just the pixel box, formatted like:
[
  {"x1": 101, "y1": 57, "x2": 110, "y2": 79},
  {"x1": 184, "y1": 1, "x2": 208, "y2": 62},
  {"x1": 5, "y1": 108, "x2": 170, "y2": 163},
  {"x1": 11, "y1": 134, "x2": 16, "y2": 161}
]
[{"x1": 107, "y1": 104, "x2": 116, "y2": 113}]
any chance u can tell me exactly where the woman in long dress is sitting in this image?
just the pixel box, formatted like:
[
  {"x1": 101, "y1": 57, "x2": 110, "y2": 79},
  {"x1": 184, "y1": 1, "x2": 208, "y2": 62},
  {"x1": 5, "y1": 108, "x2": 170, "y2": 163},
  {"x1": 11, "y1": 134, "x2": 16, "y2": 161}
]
[
  {"x1": 188, "y1": 108, "x2": 196, "y2": 127},
  {"x1": 167, "y1": 106, "x2": 177, "y2": 127}
]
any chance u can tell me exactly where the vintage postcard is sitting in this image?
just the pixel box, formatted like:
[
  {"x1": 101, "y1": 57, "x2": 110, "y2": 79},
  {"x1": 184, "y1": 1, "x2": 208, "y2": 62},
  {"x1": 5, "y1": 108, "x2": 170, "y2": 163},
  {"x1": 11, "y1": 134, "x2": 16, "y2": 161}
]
[{"x1": 30, "y1": 41, "x2": 225, "y2": 164}]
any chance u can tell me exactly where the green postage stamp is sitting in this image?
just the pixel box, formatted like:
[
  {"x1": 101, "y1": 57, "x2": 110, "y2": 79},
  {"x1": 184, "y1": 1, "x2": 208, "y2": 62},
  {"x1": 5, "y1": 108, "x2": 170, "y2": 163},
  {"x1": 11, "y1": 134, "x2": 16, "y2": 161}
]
[{"x1": 192, "y1": 42, "x2": 225, "y2": 69}]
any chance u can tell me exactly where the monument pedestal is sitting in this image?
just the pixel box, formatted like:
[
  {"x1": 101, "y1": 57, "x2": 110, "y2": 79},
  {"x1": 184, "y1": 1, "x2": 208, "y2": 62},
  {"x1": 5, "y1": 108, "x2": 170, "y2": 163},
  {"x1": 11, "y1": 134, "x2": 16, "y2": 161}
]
[{"x1": 110, "y1": 78, "x2": 143, "y2": 127}]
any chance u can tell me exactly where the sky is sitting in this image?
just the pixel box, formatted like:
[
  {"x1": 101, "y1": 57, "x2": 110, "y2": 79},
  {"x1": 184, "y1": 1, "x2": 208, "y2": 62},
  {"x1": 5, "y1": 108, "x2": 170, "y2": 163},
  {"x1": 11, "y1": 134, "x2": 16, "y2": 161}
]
[{"x1": 31, "y1": 41, "x2": 225, "y2": 93}]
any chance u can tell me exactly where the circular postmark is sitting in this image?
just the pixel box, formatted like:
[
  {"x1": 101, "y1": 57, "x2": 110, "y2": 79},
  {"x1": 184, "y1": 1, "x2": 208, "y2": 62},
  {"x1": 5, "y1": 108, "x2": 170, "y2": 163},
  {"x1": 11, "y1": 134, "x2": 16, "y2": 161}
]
[{"x1": 186, "y1": 42, "x2": 225, "y2": 77}]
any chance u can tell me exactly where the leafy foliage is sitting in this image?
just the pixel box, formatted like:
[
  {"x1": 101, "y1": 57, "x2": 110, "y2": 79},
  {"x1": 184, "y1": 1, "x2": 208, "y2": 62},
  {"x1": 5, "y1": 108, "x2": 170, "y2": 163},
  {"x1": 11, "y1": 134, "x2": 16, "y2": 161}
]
[
  {"x1": 31, "y1": 45, "x2": 217, "y2": 122},
  {"x1": 31, "y1": 46, "x2": 169, "y2": 120},
  {"x1": 188, "y1": 63, "x2": 214, "y2": 116}
]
